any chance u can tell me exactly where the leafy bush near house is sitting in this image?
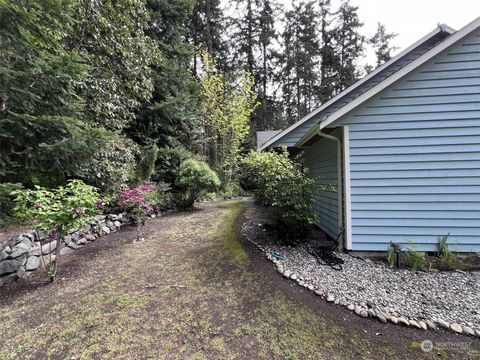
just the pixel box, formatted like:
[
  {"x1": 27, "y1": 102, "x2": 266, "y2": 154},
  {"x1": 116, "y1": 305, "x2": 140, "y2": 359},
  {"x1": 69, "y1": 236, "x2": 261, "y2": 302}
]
[
  {"x1": 0, "y1": 183, "x2": 23, "y2": 226},
  {"x1": 242, "y1": 149, "x2": 318, "y2": 236},
  {"x1": 173, "y1": 159, "x2": 221, "y2": 210},
  {"x1": 12, "y1": 180, "x2": 101, "y2": 281}
]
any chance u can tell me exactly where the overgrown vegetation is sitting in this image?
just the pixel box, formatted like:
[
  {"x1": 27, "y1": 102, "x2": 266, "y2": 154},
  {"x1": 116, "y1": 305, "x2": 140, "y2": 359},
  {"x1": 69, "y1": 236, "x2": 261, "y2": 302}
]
[
  {"x1": 200, "y1": 52, "x2": 257, "y2": 186},
  {"x1": 384, "y1": 235, "x2": 475, "y2": 271},
  {"x1": 404, "y1": 248, "x2": 427, "y2": 271},
  {"x1": 242, "y1": 149, "x2": 318, "y2": 238},
  {"x1": 0, "y1": 0, "x2": 399, "y2": 224},
  {"x1": 386, "y1": 243, "x2": 397, "y2": 268}
]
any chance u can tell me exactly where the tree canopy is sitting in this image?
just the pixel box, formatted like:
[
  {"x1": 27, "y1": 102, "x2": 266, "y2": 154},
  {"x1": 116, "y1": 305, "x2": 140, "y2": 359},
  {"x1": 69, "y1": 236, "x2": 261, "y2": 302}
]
[{"x1": 0, "y1": 0, "x2": 398, "y2": 199}]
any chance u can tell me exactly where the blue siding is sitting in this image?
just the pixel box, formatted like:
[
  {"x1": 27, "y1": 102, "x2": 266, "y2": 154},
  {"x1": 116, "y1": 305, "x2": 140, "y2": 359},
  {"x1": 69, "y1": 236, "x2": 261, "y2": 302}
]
[
  {"x1": 303, "y1": 130, "x2": 341, "y2": 239},
  {"x1": 270, "y1": 32, "x2": 449, "y2": 148},
  {"x1": 335, "y1": 29, "x2": 480, "y2": 252}
]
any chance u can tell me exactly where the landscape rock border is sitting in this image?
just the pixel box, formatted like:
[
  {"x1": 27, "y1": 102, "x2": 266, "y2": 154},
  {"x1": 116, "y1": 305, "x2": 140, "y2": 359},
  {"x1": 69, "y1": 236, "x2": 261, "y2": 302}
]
[
  {"x1": 241, "y1": 219, "x2": 480, "y2": 339},
  {"x1": 0, "y1": 212, "x2": 161, "y2": 286}
]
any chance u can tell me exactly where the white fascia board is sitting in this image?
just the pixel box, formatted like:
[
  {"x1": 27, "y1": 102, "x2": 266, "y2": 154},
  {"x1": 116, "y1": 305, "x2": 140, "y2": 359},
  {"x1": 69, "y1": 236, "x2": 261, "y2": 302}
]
[
  {"x1": 342, "y1": 126, "x2": 352, "y2": 250},
  {"x1": 260, "y1": 24, "x2": 455, "y2": 151},
  {"x1": 319, "y1": 17, "x2": 480, "y2": 131}
]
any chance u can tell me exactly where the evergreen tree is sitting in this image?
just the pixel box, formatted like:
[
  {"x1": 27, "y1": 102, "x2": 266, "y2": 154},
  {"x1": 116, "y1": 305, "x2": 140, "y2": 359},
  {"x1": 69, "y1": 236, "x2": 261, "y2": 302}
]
[
  {"x1": 278, "y1": 1, "x2": 320, "y2": 124},
  {"x1": 330, "y1": 0, "x2": 365, "y2": 95},
  {"x1": 257, "y1": 0, "x2": 280, "y2": 130},
  {"x1": 70, "y1": 0, "x2": 157, "y2": 131},
  {"x1": 128, "y1": 0, "x2": 202, "y2": 150},
  {"x1": 369, "y1": 22, "x2": 398, "y2": 67},
  {"x1": 228, "y1": 0, "x2": 280, "y2": 131},
  {"x1": 318, "y1": 0, "x2": 337, "y2": 104},
  {"x1": 0, "y1": 0, "x2": 87, "y2": 185},
  {"x1": 186, "y1": 0, "x2": 228, "y2": 74}
]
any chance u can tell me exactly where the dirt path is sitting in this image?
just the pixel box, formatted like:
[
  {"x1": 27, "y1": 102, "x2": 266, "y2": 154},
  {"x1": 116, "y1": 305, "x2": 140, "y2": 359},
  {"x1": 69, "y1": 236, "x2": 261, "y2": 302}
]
[{"x1": 0, "y1": 200, "x2": 477, "y2": 359}]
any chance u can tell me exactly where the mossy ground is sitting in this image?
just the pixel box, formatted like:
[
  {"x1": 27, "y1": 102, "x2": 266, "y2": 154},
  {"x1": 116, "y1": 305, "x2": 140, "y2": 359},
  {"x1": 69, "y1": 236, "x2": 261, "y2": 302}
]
[{"x1": 0, "y1": 200, "x2": 477, "y2": 359}]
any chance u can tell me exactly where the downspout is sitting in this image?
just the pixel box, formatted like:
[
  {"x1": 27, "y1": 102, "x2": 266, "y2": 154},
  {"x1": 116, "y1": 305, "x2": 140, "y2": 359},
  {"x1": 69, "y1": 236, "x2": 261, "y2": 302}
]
[{"x1": 316, "y1": 125, "x2": 344, "y2": 252}]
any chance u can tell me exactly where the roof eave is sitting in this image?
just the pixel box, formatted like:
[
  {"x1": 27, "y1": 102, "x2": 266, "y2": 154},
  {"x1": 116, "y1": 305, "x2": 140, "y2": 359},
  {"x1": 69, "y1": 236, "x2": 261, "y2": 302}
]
[
  {"x1": 316, "y1": 16, "x2": 480, "y2": 132},
  {"x1": 259, "y1": 23, "x2": 455, "y2": 151}
]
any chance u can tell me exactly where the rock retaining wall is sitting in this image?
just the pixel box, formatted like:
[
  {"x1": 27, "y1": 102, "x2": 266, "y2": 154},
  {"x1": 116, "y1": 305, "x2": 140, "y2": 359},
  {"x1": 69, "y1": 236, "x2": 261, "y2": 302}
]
[{"x1": 0, "y1": 213, "x2": 130, "y2": 286}]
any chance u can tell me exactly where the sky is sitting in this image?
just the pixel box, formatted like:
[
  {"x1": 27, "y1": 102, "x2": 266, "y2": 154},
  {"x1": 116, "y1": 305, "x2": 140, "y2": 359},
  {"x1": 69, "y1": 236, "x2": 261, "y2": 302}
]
[
  {"x1": 350, "y1": 0, "x2": 480, "y2": 50},
  {"x1": 276, "y1": 0, "x2": 480, "y2": 63}
]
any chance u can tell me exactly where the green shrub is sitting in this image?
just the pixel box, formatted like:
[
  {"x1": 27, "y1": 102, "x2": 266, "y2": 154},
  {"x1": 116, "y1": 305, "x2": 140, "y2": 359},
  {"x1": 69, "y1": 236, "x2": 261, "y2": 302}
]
[
  {"x1": 174, "y1": 159, "x2": 221, "y2": 210},
  {"x1": 0, "y1": 183, "x2": 24, "y2": 226},
  {"x1": 134, "y1": 144, "x2": 159, "y2": 183},
  {"x1": 220, "y1": 181, "x2": 246, "y2": 199},
  {"x1": 12, "y1": 180, "x2": 101, "y2": 281},
  {"x1": 242, "y1": 149, "x2": 318, "y2": 236},
  {"x1": 154, "y1": 146, "x2": 196, "y2": 186}
]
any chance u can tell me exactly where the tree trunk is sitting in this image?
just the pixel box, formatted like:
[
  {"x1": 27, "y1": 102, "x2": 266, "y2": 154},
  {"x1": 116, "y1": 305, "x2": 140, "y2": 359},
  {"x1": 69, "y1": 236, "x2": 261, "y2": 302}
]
[{"x1": 205, "y1": 0, "x2": 213, "y2": 54}]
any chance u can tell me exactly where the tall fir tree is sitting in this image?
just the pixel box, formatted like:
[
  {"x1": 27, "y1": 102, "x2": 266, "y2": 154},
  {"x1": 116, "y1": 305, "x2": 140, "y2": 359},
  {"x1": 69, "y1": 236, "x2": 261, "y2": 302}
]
[
  {"x1": 330, "y1": 0, "x2": 365, "y2": 95},
  {"x1": 70, "y1": 0, "x2": 157, "y2": 131},
  {"x1": 127, "y1": 0, "x2": 202, "y2": 150},
  {"x1": 0, "y1": 0, "x2": 87, "y2": 186},
  {"x1": 186, "y1": 0, "x2": 228, "y2": 75},
  {"x1": 278, "y1": 1, "x2": 320, "y2": 125},
  {"x1": 369, "y1": 22, "x2": 398, "y2": 67},
  {"x1": 318, "y1": 0, "x2": 337, "y2": 104},
  {"x1": 227, "y1": 0, "x2": 280, "y2": 131}
]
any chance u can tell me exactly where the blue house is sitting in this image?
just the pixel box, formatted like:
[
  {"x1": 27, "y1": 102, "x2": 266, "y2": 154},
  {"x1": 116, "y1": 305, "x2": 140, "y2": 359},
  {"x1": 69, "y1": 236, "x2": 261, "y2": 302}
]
[{"x1": 260, "y1": 17, "x2": 480, "y2": 253}]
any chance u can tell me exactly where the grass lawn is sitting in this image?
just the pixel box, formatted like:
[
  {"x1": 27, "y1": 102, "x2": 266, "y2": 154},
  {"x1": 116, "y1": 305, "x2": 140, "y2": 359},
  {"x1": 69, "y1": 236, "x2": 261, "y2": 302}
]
[{"x1": 0, "y1": 200, "x2": 477, "y2": 359}]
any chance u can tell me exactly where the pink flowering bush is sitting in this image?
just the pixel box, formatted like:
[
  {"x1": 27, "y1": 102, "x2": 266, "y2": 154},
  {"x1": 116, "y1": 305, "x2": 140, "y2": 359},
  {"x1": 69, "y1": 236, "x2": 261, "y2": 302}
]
[{"x1": 116, "y1": 182, "x2": 158, "y2": 241}]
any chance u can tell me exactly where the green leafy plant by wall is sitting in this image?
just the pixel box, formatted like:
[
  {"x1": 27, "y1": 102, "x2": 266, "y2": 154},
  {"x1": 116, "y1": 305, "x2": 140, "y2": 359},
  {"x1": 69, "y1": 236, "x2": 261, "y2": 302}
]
[
  {"x1": 242, "y1": 149, "x2": 318, "y2": 237},
  {"x1": 437, "y1": 233, "x2": 457, "y2": 269},
  {"x1": 13, "y1": 180, "x2": 101, "y2": 281},
  {"x1": 174, "y1": 159, "x2": 221, "y2": 210}
]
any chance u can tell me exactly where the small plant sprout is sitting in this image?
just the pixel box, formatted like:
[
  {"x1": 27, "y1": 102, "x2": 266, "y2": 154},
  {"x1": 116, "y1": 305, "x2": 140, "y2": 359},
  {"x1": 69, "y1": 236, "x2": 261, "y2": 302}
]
[
  {"x1": 437, "y1": 233, "x2": 457, "y2": 268},
  {"x1": 404, "y1": 240, "x2": 427, "y2": 270},
  {"x1": 386, "y1": 242, "x2": 396, "y2": 268}
]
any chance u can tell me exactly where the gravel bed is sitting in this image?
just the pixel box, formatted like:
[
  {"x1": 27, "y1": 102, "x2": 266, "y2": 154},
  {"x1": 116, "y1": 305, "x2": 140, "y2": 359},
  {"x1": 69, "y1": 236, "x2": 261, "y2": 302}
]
[{"x1": 241, "y1": 203, "x2": 480, "y2": 337}]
